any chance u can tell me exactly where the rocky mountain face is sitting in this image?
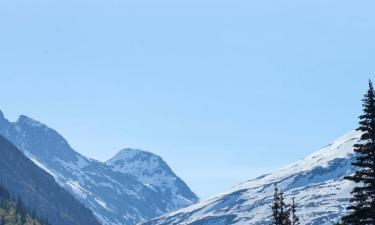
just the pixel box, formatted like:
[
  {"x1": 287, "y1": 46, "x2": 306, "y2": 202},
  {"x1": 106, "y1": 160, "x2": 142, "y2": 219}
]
[
  {"x1": 141, "y1": 131, "x2": 360, "y2": 225},
  {"x1": 0, "y1": 111, "x2": 198, "y2": 225},
  {"x1": 0, "y1": 134, "x2": 101, "y2": 225}
]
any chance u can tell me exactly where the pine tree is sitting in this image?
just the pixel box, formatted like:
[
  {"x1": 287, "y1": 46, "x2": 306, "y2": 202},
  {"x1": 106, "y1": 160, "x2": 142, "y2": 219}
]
[
  {"x1": 271, "y1": 186, "x2": 282, "y2": 225},
  {"x1": 342, "y1": 80, "x2": 375, "y2": 225},
  {"x1": 279, "y1": 191, "x2": 291, "y2": 225},
  {"x1": 270, "y1": 186, "x2": 292, "y2": 225},
  {"x1": 290, "y1": 198, "x2": 300, "y2": 225}
]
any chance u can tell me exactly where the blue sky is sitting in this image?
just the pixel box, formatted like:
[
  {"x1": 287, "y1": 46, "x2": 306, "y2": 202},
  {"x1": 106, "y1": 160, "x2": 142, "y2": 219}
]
[{"x1": 0, "y1": 0, "x2": 375, "y2": 198}]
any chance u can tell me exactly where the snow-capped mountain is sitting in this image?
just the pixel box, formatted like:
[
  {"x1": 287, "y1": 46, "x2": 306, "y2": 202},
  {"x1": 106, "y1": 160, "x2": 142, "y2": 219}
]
[
  {"x1": 142, "y1": 131, "x2": 360, "y2": 225},
  {"x1": 107, "y1": 148, "x2": 198, "y2": 210},
  {"x1": 0, "y1": 111, "x2": 198, "y2": 225}
]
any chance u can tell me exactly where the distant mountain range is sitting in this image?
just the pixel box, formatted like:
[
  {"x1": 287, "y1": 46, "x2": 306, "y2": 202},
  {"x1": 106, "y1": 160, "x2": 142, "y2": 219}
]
[
  {"x1": 1, "y1": 109, "x2": 358, "y2": 225},
  {"x1": 141, "y1": 131, "x2": 359, "y2": 225},
  {"x1": 0, "y1": 111, "x2": 198, "y2": 225}
]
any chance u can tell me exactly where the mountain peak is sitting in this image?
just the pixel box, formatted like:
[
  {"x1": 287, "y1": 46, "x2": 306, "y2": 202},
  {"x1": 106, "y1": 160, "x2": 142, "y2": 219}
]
[
  {"x1": 108, "y1": 148, "x2": 161, "y2": 163},
  {"x1": 16, "y1": 115, "x2": 45, "y2": 128},
  {"x1": 0, "y1": 110, "x2": 10, "y2": 124},
  {"x1": 107, "y1": 148, "x2": 199, "y2": 207}
]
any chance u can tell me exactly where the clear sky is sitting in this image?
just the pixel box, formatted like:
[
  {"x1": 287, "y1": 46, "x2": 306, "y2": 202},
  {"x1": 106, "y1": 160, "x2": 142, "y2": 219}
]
[{"x1": 0, "y1": 0, "x2": 375, "y2": 198}]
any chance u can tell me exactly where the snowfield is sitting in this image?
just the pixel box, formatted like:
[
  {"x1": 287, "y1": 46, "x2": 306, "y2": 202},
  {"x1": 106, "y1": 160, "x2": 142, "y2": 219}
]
[{"x1": 141, "y1": 131, "x2": 360, "y2": 225}]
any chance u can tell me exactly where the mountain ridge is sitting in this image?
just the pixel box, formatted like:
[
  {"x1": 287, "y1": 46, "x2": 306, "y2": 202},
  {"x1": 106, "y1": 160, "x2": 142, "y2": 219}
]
[
  {"x1": 0, "y1": 134, "x2": 101, "y2": 225},
  {"x1": 0, "y1": 110, "x2": 198, "y2": 225},
  {"x1": 141, "y1": 131, "x2": 360, "y2": 225}
]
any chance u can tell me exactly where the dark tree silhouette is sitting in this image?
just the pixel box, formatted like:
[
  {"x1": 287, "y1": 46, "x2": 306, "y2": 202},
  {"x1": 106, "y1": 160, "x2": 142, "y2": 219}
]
[
  {"x1": 342, "y1": 80, "x2": 375, "y2": 224},
  {"x1": 290, "y1": 198, "x2": 299, "y2": 225},
  {"x1": 270, "y1": 186, "x2": 292, "y2": 225}
]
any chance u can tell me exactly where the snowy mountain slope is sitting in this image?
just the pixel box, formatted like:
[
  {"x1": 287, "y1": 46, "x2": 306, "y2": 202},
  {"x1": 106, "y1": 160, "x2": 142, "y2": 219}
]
[
  {"x1": 0, "y1": 111, "x2": 197, "y2": 225},
  {"x1": 107, "y1": 148, "x2": 198, "y2": 210},
  {"x1": 141, "y1": 131, "x2": 360, "y2": 225}
]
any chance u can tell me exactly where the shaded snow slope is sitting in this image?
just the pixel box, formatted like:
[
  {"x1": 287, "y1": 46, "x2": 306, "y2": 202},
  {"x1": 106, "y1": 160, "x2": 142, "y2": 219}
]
[
  {"x1": 0, "y1": 111, "x2": 198, "y2": 225},
  {"x1": 142, "y1": 131, "x2": 360, "y2": 225},
  {"x1": 0, "y1": 135, "x2": 101, "y2": 225}
]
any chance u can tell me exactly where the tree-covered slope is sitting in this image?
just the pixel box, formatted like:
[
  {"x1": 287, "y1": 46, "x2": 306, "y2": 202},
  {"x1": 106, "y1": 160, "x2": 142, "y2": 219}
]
[{"x1": 0, "y1": 182, "x2": 50, "y2": 225}]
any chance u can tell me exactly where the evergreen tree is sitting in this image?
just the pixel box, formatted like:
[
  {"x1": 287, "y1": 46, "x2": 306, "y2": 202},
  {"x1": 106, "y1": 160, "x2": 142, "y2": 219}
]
[
  {"x1": 279, "y1": 191, "x2": 291, "y2": 225},
  {"x1": 271, "y1": 186, "x2": 282, "y2": 225},
  {"x1": 290, "y1": 198, "x2": 300, "y2": 225},
  {"x1": 342, "y1": 80, "x2": 375, "y2": 225},
  {"x1": 270, "y1": 186, "x2": 292, "y2": 225}
]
